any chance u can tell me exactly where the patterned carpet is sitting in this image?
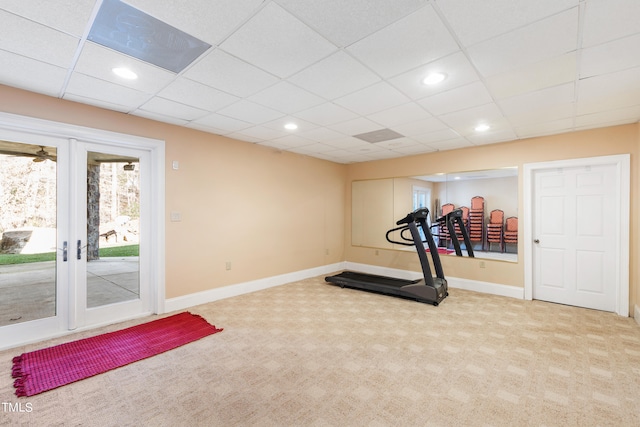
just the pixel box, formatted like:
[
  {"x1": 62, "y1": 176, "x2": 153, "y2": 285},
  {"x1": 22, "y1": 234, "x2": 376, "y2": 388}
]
[{"x1": 1, "y1": 275, "x2": 639, "y2": 426}]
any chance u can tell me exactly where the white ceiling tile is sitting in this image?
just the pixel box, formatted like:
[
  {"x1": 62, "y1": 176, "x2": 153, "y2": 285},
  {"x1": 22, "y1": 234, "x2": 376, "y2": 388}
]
[
  {"x1": 286, "y1": 142, "x2": 341, "y2": 156},
  {"x1": 235, "y1": 125, "x2": 290, "y2": 141},
  {"x1": 132, "y1": 110, "x2": 189, "y2": 126},
  {"x1": 138, "y1": 97, "x2": 209, "y2": 121},
  {"x1": 184, "y1": 49, "x2": 279, "y2": 98},
  {"x1": 124, "y1": 0, "x2": 264, "y2": 45},
  {"x1": 419, "y1": 82, "x2": 493, "y2": 116},
  {"x1": 575, "y1": 105, "x2": 640, "y2": 129},
  {"x1": 347, "y1": 5, "x2": 458, "y2": 78},
  {"x1": 327, "y1": 117, "x2": 382, "y2": 136},
  {"x1": 371, "y1": 137, "x2": 419, "y2": 150},
  {"x1": 392, "y1": 117, "x2": 449, "y2": 137},
  {"x1": 322, "y1": 136, "x2": 376, "y2": 150},
  {"x1": 0, "y1": 10, "x2": 79, "y2": 68},
  {"x1": 514, "y1": 118, "x2": 574, "y2": 139},
  {"x1": 498, "y1": 83, "x2": 575, "y2": 125},
  {"x1": 189, "y1": 113, "x2": 253, "y2": 133},
  {"x1": 297, "y1": 127, "x2": 347, "y2": 142},
  {"x1": 0, "y1": 50, "x2": 66, "y2": 97},
  {"x1": 275, "y1": 0, "x2": 428, "y2": 47},
  {"x1": 248, "y1": 82, "x2": 325, "y2": 114},
  {"x1": 580, "y1": 33, "x2": 640, "y2": 78},
  {"x1": 467, "y1": 128, "x2": 518, "y2": 145},
  {"x1": 390, "y1": 143, "x2": 437, "y2": 155},
  {"x1": 74, "y1": 43, "x2": 176, "y2": 93},
  {"x1": 467, "y1": 8, "x2": 579, "y2": 77},
  {"x1": 411, "y1": 129, "x2": 461, "y2": 144},
  {"x1": 582, "y1": 0, "x2": 640, "y2": 47},
  {"x1": 219, "y1": 3, "x2": 337, "y2": 78},
  {"x1": 333, "y1": 82, "x2": 410, "y2": 116},
  {"x1": 259, "y1": 135, "x2": 316, "y2": 150},
  {"x1": 367, "y1": 103, "x2": 432, "y2": 128},
  {"x1": 438, "y1": 103, "x2": 508, "y2": 136},
  {"x1": 158, "y1": 78, "x2": 240, "y2": 112},
  {"x1": 63, "y1": 93, "x2": 132, "y2": 113},
  {"x1": 225, "y1": 132, "x2": 262, "y2": 143},
  {"x1": 577, "y1": 67, "x2": 640, "y2": 115},
  {"x1": 389, "y1": 52, "x2": 481, "y2": 101},
  {"x1": 288, "y1": 51, "x2": 381, "y2": 100},
  {"x1": 65, "y1": 73, "x2": 150, "y2": 110},
  {"x1": 435, "y1": 0, "x2": 578, "y2": 46},
  {"x1": 261, "y1": 116, "x2": 319, "y2": 134},
  {"x1": 0, "y1": 0, "x2": 96, "y2": 37},
  {"x1": 485, "y1": 53, "x2": 576, "y2": 100},
  {"x1": 216, "y1": 100, "x2": 285, "y2": 125},
  {"x1": 294, "y1": 103, "x2": 359, "y2": 126},
  {"x1": 427, "y1": 138, "x2": 474, "y2": 150}
]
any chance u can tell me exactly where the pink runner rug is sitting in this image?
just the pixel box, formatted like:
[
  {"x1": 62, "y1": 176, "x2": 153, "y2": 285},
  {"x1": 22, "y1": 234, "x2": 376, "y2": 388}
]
[{"x1": 12, "y1": 312, "x2": 223, "y2": 397}]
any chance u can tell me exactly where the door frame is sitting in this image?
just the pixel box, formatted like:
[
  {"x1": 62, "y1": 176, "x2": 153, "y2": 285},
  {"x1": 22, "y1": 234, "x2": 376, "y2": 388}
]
[
  {"x1": 523, "y1": 154, "x2": 630, "y2": 316},
  {"x1": 0, "y1": 111, "x2": 165, "y2": 348}
]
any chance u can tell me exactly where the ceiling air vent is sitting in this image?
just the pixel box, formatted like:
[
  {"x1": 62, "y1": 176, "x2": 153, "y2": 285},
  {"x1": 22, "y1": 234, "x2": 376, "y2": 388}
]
[
  {"x1": 353, "y1": 128, "x2": 404, "y2": 143},
  {"x1": 88, "y1": 0, "x2": 211, "y2": 73}
]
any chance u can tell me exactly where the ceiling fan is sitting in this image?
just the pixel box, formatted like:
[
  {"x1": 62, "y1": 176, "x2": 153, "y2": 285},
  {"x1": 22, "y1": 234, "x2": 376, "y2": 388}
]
[{"x1": 0, "y1": 145, "x2": 57, "y2": 162}]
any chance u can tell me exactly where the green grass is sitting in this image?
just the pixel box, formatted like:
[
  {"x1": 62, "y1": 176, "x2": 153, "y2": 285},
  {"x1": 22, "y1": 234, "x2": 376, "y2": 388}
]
[{"x1": 0, "y1": 244, "x2": 139, "y2": 265}]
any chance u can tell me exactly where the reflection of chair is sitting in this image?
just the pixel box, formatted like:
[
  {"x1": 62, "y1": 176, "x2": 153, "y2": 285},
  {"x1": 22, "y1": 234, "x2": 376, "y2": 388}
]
[
  {"x1": 468, "y1": 196, "x2": 484, "y2": 246},
  {"x1": 486, "y1": 209, "x2": 504, "y2": 252},
  {"x1": 439, "y1": 203, "x2": 455, "y2": 246},
  {"x1": 454, "y1": 206, "x2": 469, "y2": 242},
  {"x1": 503, "y1": 216, "x2": 518, "y2": 252}
]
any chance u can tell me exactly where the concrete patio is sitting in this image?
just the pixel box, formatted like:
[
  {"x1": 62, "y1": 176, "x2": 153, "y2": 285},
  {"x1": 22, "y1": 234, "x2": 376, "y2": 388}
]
[{"x1": 0, "y1": 257, "x2": 139, "y2": 327}]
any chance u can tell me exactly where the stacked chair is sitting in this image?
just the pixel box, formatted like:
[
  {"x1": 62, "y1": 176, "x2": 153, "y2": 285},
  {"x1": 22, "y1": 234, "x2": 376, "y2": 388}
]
[
  {"x1": 503, "y1": 216, "x2": 518, "y2": 252},
  {"x1": 438, "y1": 203, "x2": 455, "y2": 247},
  {"x1": 468, "y1": 196, "x2": 485, "y2": 249},
  {"x1": 486, "y1": 209, "x2": 505, "y2": 252}
]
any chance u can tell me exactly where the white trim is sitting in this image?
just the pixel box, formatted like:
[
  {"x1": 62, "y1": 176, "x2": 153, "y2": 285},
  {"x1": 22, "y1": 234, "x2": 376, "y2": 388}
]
[
  {"x1": 165, "y1": 263, "x2": 345, "y2": 313},
  {"x1": 0, "y1": 111, "x2": 166, "y2": 346},
  {"x1": 446, "y1": 277, "x2": 524, "y2": 299},
  {"x1": 635, "y1": 305, "x2": 640, "y2": 327},
  {"x1": 344, "y1": 262, "x2": 524, "y2": 299},
  {"x1": 523, "y1": 154, "x2": 630, "y2": 316}
]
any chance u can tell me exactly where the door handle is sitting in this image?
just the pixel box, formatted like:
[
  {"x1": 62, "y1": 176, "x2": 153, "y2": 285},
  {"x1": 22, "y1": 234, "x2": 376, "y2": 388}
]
[
  {"x1": 534, "y1": 239, "x2": 540, "y2": 244},
  {"x1": 77, "y1": 240, "x2": 82, "y2": 260},
  {"x1": 63, "y1": 241, "x2": 68, "y2": 262}
]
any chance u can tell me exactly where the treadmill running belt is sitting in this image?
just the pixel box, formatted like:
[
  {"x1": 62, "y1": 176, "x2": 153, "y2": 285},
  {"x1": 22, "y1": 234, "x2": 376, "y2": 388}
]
[{"x1": 328, "y1": 271, "x2": 420, "y2": 288}]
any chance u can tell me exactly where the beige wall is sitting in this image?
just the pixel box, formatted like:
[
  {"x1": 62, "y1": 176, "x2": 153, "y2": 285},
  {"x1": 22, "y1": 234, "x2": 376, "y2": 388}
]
[
  {"x1": 345, "y1": 124, "x2": 639, "y2": 313},
  {"x1": 0, "y1": 85, "x2": 346, "y2": 299},
  {"x1": 1, "y1": 84, "x2": 638, "y2": 314}
]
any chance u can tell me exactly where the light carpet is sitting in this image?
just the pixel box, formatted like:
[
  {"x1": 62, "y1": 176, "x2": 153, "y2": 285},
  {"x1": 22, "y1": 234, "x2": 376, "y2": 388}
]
[{"x1": 1, "y1": 275, "x2": 639, "y2": 426}]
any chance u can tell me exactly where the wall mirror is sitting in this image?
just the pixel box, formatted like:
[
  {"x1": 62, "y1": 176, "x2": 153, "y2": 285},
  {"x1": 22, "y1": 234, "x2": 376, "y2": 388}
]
[{"x1": 351, "y1": 167, "x2": 518, "y2": 262}]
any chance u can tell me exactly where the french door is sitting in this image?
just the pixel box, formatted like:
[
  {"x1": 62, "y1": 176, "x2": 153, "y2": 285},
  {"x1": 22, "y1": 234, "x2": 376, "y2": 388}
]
[{"x1": 0, "y1": 113, "x2": 164, "y2": 349}]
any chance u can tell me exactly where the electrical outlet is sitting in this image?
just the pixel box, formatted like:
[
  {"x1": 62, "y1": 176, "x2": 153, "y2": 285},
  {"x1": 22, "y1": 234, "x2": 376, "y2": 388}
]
[
  {"x1": 225, "y1": 261, "x2": 232, "y2": 271},
  {"x1": 479, "y1": 261, "x2": 486, "y2": 269},
  {"x1": 375, "y1": 250, "x2": 379, "y2": 256}
]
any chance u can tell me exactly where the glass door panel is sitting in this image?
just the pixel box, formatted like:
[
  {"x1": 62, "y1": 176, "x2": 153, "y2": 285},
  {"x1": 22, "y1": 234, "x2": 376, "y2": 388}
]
[
  {"x1": 0, "y1": 142, "x2": 58, "y2": 327},
  {"x1": 85, "y1": 152, "x2": 140, "y2": 309}
]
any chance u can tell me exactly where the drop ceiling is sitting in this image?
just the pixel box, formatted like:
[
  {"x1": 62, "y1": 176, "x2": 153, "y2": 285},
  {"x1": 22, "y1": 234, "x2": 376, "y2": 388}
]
[{"x1": 0, "y1": 0, "x2": 638, "y2": 164}]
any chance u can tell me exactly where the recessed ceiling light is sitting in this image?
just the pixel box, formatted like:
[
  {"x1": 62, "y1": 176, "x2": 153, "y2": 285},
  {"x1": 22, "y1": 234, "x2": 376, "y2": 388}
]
[
  {"x1": 475, "y1": 124, "x2": 490, "y2": 132},
  {"x1": 284, "y1": 123, "x2": 298, "y2": 130},
  {"x1": 422, "y1": 72, "x2": 447, "y2": 86},
  {"x1": 112, "y1": 67, "x2": 138, "y2": 80}
]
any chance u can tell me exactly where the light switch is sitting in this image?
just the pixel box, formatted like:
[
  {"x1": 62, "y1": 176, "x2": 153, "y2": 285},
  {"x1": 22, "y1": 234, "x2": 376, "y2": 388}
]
[{"x1": 172, "y1": 160, "x2": 179, "y2": 170}]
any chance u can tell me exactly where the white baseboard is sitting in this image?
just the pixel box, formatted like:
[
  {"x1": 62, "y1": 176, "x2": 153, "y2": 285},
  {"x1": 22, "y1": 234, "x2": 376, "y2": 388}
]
[
  {"x1": 164, "y1": 263, "x2": 344, "y2": 313},
  {"x1": 166, "y1": 261, "x2": 525, "y2": 314},
  {"x1": 446, "y1": 276, "x2": 524, "y2": 299},
  {"x1": 343, "y1": 262, "x2": 524, "y2": 300},
  {"x1": 635, "y1": 305, "x2": 640, "y2": 326}
]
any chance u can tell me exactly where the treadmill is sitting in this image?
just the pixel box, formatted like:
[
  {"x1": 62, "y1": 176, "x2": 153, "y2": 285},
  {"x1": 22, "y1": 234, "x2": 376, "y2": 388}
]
[
  {"x1": 432, "y1": 208, "x2": 475, "y2": 257},
  {"x1": 325, "y1": 207, "x2": 448, "y2": 306}
]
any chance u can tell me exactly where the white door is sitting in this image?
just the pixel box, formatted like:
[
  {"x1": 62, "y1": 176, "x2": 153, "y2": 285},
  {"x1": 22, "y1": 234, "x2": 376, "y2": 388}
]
[
  {"x1": 0, "y1": 112, "x2": 165, "y2": 349},
  {"x1": 71, "y1": 140, "x2": 152, "y2": 329},
  {"x1": 531, "y1": 162, "x2": 621, "y2": 312}
]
